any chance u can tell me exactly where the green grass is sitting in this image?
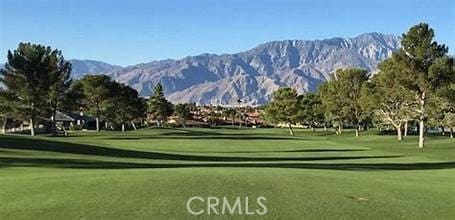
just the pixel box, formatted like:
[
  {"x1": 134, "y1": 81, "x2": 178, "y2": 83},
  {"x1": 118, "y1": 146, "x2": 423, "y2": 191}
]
[{"x1": 0, "y1": 128, "x2": 454, "y2": 219}]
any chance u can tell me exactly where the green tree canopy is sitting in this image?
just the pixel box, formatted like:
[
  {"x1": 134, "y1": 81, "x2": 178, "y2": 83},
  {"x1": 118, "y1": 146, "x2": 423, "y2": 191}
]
[
  {"x1": 318, "y1": 81, "x2": 344, "y2": 134},
  {"x1": 0, "y1": 43, "x2": 71, "y2": 136},
  {"x1": 104, "y1": 82, "x2": 146, "y2": 132},
  {"x1": 298, "y1": 93, "x2": 324, "y2": 130},
  {"x1": 319, "y1": 68, "x2": 369, "y2": 136},
  {"x1": 264, "y1": 87, "x2": 300, "y2": 135},
  {"x1": 384, "y1": 23, "x2": 454, "y2": 147},
  {"x1": 361, "y1": 59, "x2": 417, "y2": 140},
  {"x1": 74, "y1": 75, "x2": 112, "y2": 131},
  {"x1": 147, "y1": 83, "x2": 174, "y2": 126},
  {"x1": 174, "y1": 103, "x2": 192, "y2": 127}
]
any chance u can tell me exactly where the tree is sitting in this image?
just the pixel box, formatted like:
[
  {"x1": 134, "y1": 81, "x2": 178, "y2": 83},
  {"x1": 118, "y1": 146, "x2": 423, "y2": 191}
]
[
  {"x1": 388, "y1": 23, "x2": 454, "y2": 147},
  {"x1": 174, "y1": 103, "x2": 192, "y2": 127},
  {"x1": 320, "y1": 68, "x2": 369, "y2": 136},
  {"x1": 0, "y1": 43, "x2": 64, "y2": 136},
  {"x1": 0, "y1": 89, "x2": 22, "y2": 134},
  {"x1": 265, "y1": 87, "x2": 300, "y2": 135},
  {"x1": 147, "y1": 83, "x2": 173, "y2": 126},
  {"x1": 298, "y1": 93, "x2": 324, "y2": 131},
  {"x1": 104, "y1": 82, "x2": 146, "y2": 132},
  {"x1": 438, "y1": 72, "x2": 455, "y2": 138},
  {"x1": 361, "y1": 60, "x2": 417, "y2": 141},
  {"x1": 76, "y1": 75, "x2": 112, "y2": 132},
  {"x1": 444, "y1": 113, "x2": 455, "y2": 138},
  {"x1": 131, "y1": 97, "x2": 147, "y2": 130},
  {"x1": 61, "y1": 81, "x2": 86, "y2": 113},
  {"x1": 224, "y1": 108, "x2": 237, "y2": 126},
  {"x1": 319, "y1": 81, "x2": 344, "y2": 134},
  {"x1": 47, "y1": 50, "x2": 72, "y2": 135}
]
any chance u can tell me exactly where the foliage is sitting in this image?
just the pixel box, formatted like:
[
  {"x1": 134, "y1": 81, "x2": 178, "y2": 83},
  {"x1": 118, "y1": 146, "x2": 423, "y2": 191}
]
[
  {"x1": 264, "y1": 87, "x2": 300, "y2": 135},
  {"x1": 298, "y1": 93, "x2": 324, "y2": 129},
  {"x1": 174, "y1": 103, "x2": 192, "y2": 126},
  {"x1": 73, "y1": 75, "x2": 112, "y2": 131},
  {"x1": 319, "y1": 68, "x2": 369, "y2": 136},
  {"x1": 381, "y1": 23, "x2": 454, "y2": 147},
  {"x1": 361, "y1": 60, "x2": 418, "y2": 140},
  {"x1": 147, "y1": 83, "x2": 174, "y2": 125},
  {"x1": 104, "y1": 82, "x2": 147, "y2": 131},
  {"x1": 318, "y1": 81, "x2": 344, "y2": 133},
  {"x1": 0, "y1": 43, "x2": 71, "y2": 135}
]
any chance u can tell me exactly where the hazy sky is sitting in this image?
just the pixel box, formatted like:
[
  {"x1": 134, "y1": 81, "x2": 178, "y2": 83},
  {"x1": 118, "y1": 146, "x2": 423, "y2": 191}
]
[{"x1": 1, "y1": 0, "x2": 454, "y2": 66}]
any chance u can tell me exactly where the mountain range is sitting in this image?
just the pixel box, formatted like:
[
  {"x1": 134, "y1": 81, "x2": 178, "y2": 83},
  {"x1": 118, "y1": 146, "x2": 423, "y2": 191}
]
[
  {"x1": 4, "y1": 33, "x2": 401, "y2": 105},
  {"x1": 69, "y1": 59, "x2": 122, "y2": 79}
]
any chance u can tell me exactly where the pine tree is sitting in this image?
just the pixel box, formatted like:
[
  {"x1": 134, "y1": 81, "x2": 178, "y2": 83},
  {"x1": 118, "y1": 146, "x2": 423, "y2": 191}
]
[
  {"x1": 147, "y1": 83, "x2": 173, "y2": 126},
  {"x1": 0, "y1": 43, "x2": 64, "y2": 136},
  {"x1": 0, "y1": 89, "x2": 22, "y2": 134},
  {"x1": 104, "y1": 82, "x2": 146, "y2": 132},
  {"x1": 47, "y1": 50, "x2": 72, "y2": 135},
  {"x1": 76, "y1": 75, "x2": 112, "y2": 132}
]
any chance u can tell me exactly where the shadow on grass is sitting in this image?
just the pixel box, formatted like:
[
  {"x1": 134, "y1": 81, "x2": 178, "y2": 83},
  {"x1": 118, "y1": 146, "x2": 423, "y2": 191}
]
[
  {"x1": 1, "y1": 157, "x2": 455, "y2": 171},
  {"x1": 0, "y1": 136, "x2": 397, "y2": 162},
  {"x1": 203, "y1": 149, "x2": 368, "y2": 154},
  {"x1": 103, "y1": 135, "x2": 304, "y2": 140},
  {"x1": 122, "y1": 127, "x2": 306, "y2": 140}
]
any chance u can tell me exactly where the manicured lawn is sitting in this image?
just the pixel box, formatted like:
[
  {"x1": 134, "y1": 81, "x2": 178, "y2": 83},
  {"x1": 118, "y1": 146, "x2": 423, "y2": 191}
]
[{"x1": 0, "y1": 128, "x2": 454, "y2": 219}]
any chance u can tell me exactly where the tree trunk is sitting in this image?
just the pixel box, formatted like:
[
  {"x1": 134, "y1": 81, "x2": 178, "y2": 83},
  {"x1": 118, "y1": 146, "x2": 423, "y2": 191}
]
[
  {"x1": 419, "y1": 119, "x2": 425, "y2": 148},
  {"x1": 418, "y1": 92, "x2": 426, "y2": 148},
  {"x1": 121, "y1": 123, "x2": 125, "y2": 132},
  {"x1": 51, "y1": 107, "x2": 57, "y2": 136},
  {"x1": 311, "y1": 125, "x2": 315, "y2": 132},
  {"x1": 450, "y1": 128, "x2": 453, "y2": 139},
  {"x1": 404, "y1": 121, "x2": 408, "y2": 137},
  {"x1": 96, "y1": 106, "x2": 101, "y2": 132},
  {"x1": 30, "y1": 102, "x2": 36, "y2": 136},
  {"x1": 323, "y1": 125, "x2": 327, "y2": 131},
  {"x1": 441, "y1": 126, "x2": 445, "y2": 136},
  {"x1": 131, "y1": 121, "x2": 137, "y2": 130},
  {"x1": 96, "y1": 117, "x2": 100, "y2": 132},
  {"x1": 397, "y1": 125, "x2": 403, "y2": 141},
  {"x1": 231, "y1": 116, "x2": 234, "y2": 126},
  {"x1": 30, "y1": 118, "x2": 35, "y2": 136},
  {"x1": 338, "y1": 123, "x2": 343, "y2": 134},
  {"x1": 355, "y1": 124, "x2": 360, "y2": 137},
  {"x1": 2, "y1": 117, "x2": 7, "y2": 134},
  {"x1": 288, "y1": 123, "x2": 294, "y2": 136}
]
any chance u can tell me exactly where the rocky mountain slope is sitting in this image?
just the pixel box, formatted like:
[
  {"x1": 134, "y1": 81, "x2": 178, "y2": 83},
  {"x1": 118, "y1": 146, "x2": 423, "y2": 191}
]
[
  {"x1": 70, "y1": 59, "x2": 122, "y2": 79},
  {"x1": 108, "y1": 33, "x2": 400, "y2": 105}
]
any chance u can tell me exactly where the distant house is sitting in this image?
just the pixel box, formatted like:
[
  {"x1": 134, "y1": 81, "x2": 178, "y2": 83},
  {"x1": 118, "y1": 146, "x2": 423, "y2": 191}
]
[
  {"x1": 167, "y1": 117, "x2": 209, "y2": 128},
  {"x1": 53, "y1": 111, "x2": 96, "y2": 129},
  {"x1": 184, "y1": 120, "x2": 209, "y2": 128}
]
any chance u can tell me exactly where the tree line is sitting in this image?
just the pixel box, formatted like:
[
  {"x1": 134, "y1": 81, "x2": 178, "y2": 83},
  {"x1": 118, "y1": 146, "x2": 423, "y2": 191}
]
[
  {"x1": 264, "y1": 23, "x2": 455, "y2": 148},
  {"x1": 0, "y1": 43, "x2": 197, "y2": 135},
  {"x1": 0, "y1": 44, "x2": 240, "y2": 134}
]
